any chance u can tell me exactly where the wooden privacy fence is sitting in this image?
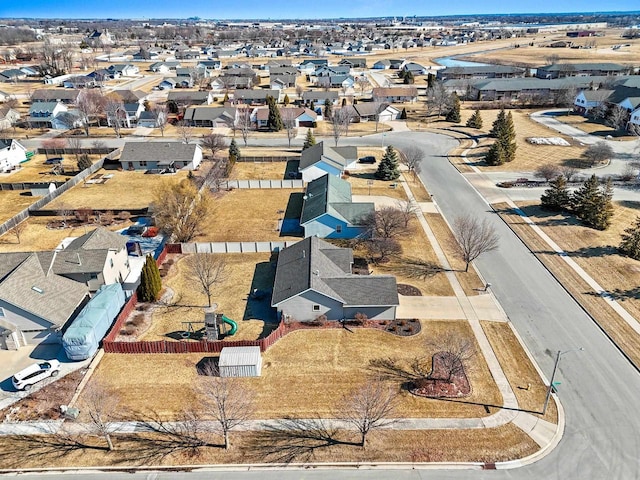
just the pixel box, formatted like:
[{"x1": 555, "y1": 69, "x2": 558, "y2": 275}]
[{"x1": 180, "y1": 241, "x2": 297, "y2": 254}]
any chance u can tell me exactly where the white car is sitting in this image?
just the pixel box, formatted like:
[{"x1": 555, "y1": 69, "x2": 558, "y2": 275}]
[{"x1": 12, "y1": 360, "x2": 61, "y2": 391}]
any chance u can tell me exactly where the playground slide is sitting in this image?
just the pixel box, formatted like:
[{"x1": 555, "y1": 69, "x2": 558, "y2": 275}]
[{"x1": 222, "y1": 315, "x2": 238, "y2": 335}]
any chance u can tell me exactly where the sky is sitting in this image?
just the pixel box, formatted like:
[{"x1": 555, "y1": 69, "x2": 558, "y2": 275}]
[{"x1": 1, "y1": 0, "x2": 639, "y2": 19}]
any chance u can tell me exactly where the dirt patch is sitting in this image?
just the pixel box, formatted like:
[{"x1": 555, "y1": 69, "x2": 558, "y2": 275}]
[
  {"x1": 410, "y1": 351, "x2": 471, "y2": 398},
  {"x1": 398, "y1": 283, "x2": 422, "y2": 296},
  {"x1": 384, "y1": 318, "x2": 422, "y2": 337},
  {"x1": 0, "y1": 369, "x2": 86, "y2": 422}
]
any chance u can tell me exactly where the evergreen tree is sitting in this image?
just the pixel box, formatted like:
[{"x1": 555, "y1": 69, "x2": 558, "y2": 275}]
[
  {"x1": 403, "y1": 71, "x2": 414, "y2": 84},
  {"x1": 572, "y1": 175, "x2": 613, "y2": 230},
  {"x1": 619, "y1": 216, "x2": 640, "y2": 260},
  {"x1": 375, "y1": 145, "x2": 401, "y2": 181},
  {"x1": 501, "y1": 112, "x2": 517, "y2": 162},
  {"x1": 490, "y1": 109, "x2": 507, "y2": 138},
  {"x1": 466, "y1": 109, "x2": 483, "y2": 129},
  {"x1": 541, "y1": 175, "x2": 571, "y2": 211},
  {"x1": 323, "y1": 99, "x2": 332, "y2": 120},
  {"x1": 302, "y1": 129, "x2": 316, "y2": 150},
  {"x1": 228, "y1": 138, "x2": 240, "y2": 160},
  {"x1": 399, "y1": 108, "x2": 407, "y2": 120},
  {"x1": 266, "y1": 95, "x2": 283, "y2": 131},
  {"x1": 310, "y1": 100, "x2": 315, "y2": 111},
  {"x1": 283, "y1": 94, "x2": 290, "y2": 105},
  {"x1": 138, "y1": 255, "x2": 161, "y2": 302},
  {"x1": 445, "y1": 93, "x2": 461, "y2": 123},
  {"x1": 427, "y1": 73, "x2": 435, "y2": 88},
  {"x1": 484, "y1": 140, "x2": 506, "y2": 166}
]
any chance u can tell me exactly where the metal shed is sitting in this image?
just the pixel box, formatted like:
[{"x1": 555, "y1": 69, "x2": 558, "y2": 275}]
[{"x1": 219, "y1": 346, "x2": 262, "y2": 378}]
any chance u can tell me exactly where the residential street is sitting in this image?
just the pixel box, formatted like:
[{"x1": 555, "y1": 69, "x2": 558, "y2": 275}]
[{"x1": 9, "y1": 129, "x2": 640, "y2": 479}]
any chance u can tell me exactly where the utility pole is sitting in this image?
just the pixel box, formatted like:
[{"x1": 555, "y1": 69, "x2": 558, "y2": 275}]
[{"x1": 543, "y1": 347, "x2": 584, "y2": 414}]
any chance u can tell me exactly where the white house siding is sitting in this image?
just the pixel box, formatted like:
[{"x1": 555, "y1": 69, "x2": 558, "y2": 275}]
[
  {"x1": 303, "y1": 213, "x2": 367, "y2": 239},
  {"x1": 278, "y1": 290, "x2": 344, "y2": 322},
  {"x1": 301, "y1": 161, "x2": 343, "y2": 183}
]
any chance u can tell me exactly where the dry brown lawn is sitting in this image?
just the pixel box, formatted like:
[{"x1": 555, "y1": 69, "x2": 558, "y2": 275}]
[
  {"x1": 495, "y1": 201, "x2": 640, "y2": 368},
  {"x1": 88, "y1": 320, "x2": 501, "y2": 420},
  {"x1": 195, "y1": 189, "x2": 303, "y2": 242},
  {"x1": 46, "y1": 169, "x2": 188, "y2": 210},
  {"x1": 425, "y1": 213, "x2": 485, "y2": 296},
  {"x1": 236, "y1": 147, "x2": 300, "y2": 158},
  {"x1": 0, "y1": 154, "x2": 78, "y2": 183},
  {"x1": 141, "y1": 253, "x2": 274, "y2": 340},
  {"x1": 403, "y1": 171, "x2": 431, "y2": 201},
  {"x1": 0, "y1": 190, "x2": 41, "y2": 222},
  {"x1": 482, "y1": 321, "x2": 558, "y2": 424},
  {"x1": 228, "y1": 161, "x2": 288, "y2": 180},
  {"x1": 470, "y1": 32, "x2": 640, "y2": 67},
  {"x1": 314, "y1": 121, "x2": 392, "y2": 136},
  {"x1": 347, "y1": 165, "x2": 408, "y2": 201},
  {"x1": 0, "y1": 424, "x2": 538, "y2": 467},
  {"x1": 370, "y1": 222, "x2": 455, "y2": 297},
  {"x1": 554, "y1": 113, "x2": 637, "y2": 140}
]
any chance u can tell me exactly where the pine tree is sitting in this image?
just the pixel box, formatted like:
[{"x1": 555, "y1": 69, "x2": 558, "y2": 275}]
[
  {"x1": 375, "y1": 145, "x2": 401, "y2": 181},
  {"x1": 619, "y1": 216, "x2": 640, "y2": 260},
  {"x1": 501, "y1": 112, "x2": 517, "y2": 162},
  {"x1": 228, "y1": 138, "x2": 240, "y2": 160},
  {"x1": 138, "y1": 255, "x2": 162, "y2": 302},
  {"x1": 541, "y1": 175, "x2": 571, "y2": 211},
  {"x1": 310, "y1": 100, "x2": 315, "y2": 111},
  {"x1": 466, "y1": 109, "x2": 483, "y2": 129},
  {"x1": 490, "y1": 109, "x2": 507, "y2": 138},
  {"x1": 323, "y1": 99, "x2": 332, "y2": 120},
  {"x1": 302, "y1": 129, "x2": 316, "y2": 150},
  {"x1": 427, "y1": 73, "x2": 435, "y2": 88},
  {"x1": 484, "y1": 140, "x2": 506, "y2": 166},
  {"x1": 399, "y1": 107, "x2": 407, "y2": 120},
  {"x1": 445, "y1": 93, "x2": 461, "y2": 123},
  {"x1": 283, "y1": 94, "x2": 290, "y2": 105},
  {"x1": 572, "y1": 175, "x2": 613, "y2": 230},
  {"x1": 266, "y1": 95, "x2": 283, "y2": 131}
]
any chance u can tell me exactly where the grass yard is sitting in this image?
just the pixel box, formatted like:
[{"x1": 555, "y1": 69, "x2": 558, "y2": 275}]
[
  {"x1": 141, "y1": 253, "x2": 276, "y2": 341},
  {"x1": 228, "y1": 161, "x2": 289, "y2": 180},
  {"x1": 87, "y1": 320, "x2": 502, "y2": 420},
  {"x1": 554, "y1": 113, "x2": 637, "y2": 140},
  {"x1": 370, "y1": 221, "x2": 455, "y2": 297},
  {"x1": 347, "y1": 165, "x2": 409, "y2": 201},
  {"x1": 495, "y1": 201, "x2": 640, "y2": 368},
  {"x1": 0, "y1": 190, "x2": 42, "y2": 223},
  {"x1": 425, "y1": 213, "x2": 485, "y2": 296},
  {"x1": 0, "y1": 424, "x2": 538, "y2": 467},
  {"x1": 0, "y1": 218, "x2": 132, "y2": 252},
  {"x1": 47, "y1": 169, "x2": 188, "y2": 210},
  {"x1": 482, "y1": 321, "x2": 558, "y2": 424},
  {"x1": 195, "y1": 189, "x2": 304, "y2": 242},
  {"x1": 0, "y1": 154, "x2": 77, "y2": 183},
  {"x1": 314, "y1": 120, "x2": 392, "y2": 137}
]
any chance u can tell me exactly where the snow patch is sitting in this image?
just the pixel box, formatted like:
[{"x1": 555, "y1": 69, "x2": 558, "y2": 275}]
[{"x1": 526, "y1": 137, "x2": 571, "y2": 146}]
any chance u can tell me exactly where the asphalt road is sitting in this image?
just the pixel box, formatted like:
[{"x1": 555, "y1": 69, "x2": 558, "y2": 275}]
[{"x1": 10, "y1": 130, "x2": 640, "y2": 480}]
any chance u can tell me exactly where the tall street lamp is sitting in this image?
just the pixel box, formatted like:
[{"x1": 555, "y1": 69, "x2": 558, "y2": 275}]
[{"x1": 543, "y1": 347, "x2": 584, "y2": 414}]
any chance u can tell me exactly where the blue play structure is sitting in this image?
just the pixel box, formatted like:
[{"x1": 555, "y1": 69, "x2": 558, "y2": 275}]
[{"x1": 62, "y1": 283, "x2": 126, "y2": 361}]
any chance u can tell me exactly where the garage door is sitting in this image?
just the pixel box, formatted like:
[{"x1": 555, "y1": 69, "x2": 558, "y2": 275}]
[{"x1": 21, "y1": 329, "x2": 61, "y2": 345}]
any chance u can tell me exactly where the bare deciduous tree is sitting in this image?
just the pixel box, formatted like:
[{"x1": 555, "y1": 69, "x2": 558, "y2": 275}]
[
  {"x1": 152, "y1": 179, "x2": 211, "y2": 242},
  {"x1": 452, "y1": 215, "x2": 500, "y2": 272},
  {"x1": 395, "y1": 200, "x2": 418, "y2": 228},
  {"x1": 177, "y1": 121, "x2": 195, "y2": 144},
  {"x1": 330, "y1": 107, "x2": 351, "y2": 147},
  {"x1": 426, "y1": 331, "x2": 477, "y2": 382},
  {"x1": 105, "y1": 100, "x2": 125, "y2": 139},
  {"x1": 281, "y1": 108, "x2": 297, "y2": 148},
  {"x1": 581, "y1": 141, "x2": 614, "y2": 167},
  {"x1": 606, "y1": 105, "x2": 630, "y2": 131},
  {"x1": 77, "y1": 383, "x2": 120, "y2": 451},
  {"x1": 560, "y1": 165, "x2": 579, "y2": 182},
  {"x1": 363, "y1": 206, "x2": 408, "y2": 239},
  {"x1": 235, "y1": 107, "x2": 252, "y2": 147},
  {"x1": 201, "y1": 133, "x2": 226, "y2": 159},
  {"x1": 400, "y1": 146, "x2": 424, "y2": 179},
  {"x1": 200, "y1": 363, "x2": 255, "y2": 450},
  {"x1": 66, "y1": 136, "x2": 82, "y2": 164},
  {"x1": 426, "y1": 81, "x2": 451, "y2": 118},
  {"x1": 534, "y1": 164, "x2": 562, "y2": 182},
  {"x1": 184, "y1": 253, "x2": 227, "y2": 307},
  {"x1": 365, "y1": 237, "x2": 402, "y2": 264},
  {"x1": 8, "y1": 218, "x2": 27, "y2": 243},
  {"x1": 76, "y1": 89, "x2": 106, "y2": 137},
  {"x1": 152, "y1": 104, "x2": 168, "y2": 137},
  {"x1": 340, "y1": 380, "x2": 398, "y2": 449},
  {"x1": 355, "y1": 76, "x2": 370, "y2": 97}
]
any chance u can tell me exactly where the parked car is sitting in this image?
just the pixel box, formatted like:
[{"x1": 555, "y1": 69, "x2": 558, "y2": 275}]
[
  {"x1": 44, "y1": 157, "x2": 63, "y2": 165},
  {"x1": 12, "y1": 360, "x2": 61, "y2": 391},
  {"x1": 358, "y1": 156, "x2": 376, "y2": 164}
]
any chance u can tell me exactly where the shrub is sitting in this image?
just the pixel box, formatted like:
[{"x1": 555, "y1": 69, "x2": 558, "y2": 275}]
[
  {"x1": 398, "y1": 319, "x2": 407, "y2": 326},
  {"x1": 131, "y1": 314, "x2": 146, "y2": 326}
]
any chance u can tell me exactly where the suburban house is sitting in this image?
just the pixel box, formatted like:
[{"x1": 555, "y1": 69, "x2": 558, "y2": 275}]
[
  {"x1": 339, "y1": 58, "x2": 368, "y2": 69},
  {"x1": 573, "y1": 89, "x2": 615, "y2": 114},
  {"x1": 27, "y1": 101, "x2": 69, "y2": 129},
  {"x1": 137, "y1": 110, "x2": 166, "y2": 128},
  {"x1": 629, "y1": 107, "x2": 640, "y2": 131},
  {"x1": 302, "y1": 91, "x2": 339, "y2": 107},
  {"x1": 280, "y1": 107, "x2": 318, "y2": 127},
  {"x1": 196, "y1": 60, "x2": 222, "y2": 72},
  {"x1": 108, "y1": 64, "x2": 140, "y2": 77},
  {"x1": 0, "y1": 139, "x2": 28, "y2": 173},
  {"x1": 62, "y1": 76, "x2": 97, "y2": 89},
  {"x1": 298, "y1": 141, "x2": 357, "y2": 182},
  {"x1": 402, "y1": 62, "x2": 428, "y2": 75},
  {"x1": 352, "y1": 102, "x2": 400, "y2": 122},
  {"x1": 183, "y1": 106, "x2": 237, "y2": 128},
  {"x1": 271, "y1": 236, "x2": 399, "y2": 322},
  {"x1": 158, "y1": 78, "x2": 177, "y2": 90},
  {"x1": 300, "y1": 174, "x2": 374, "y2": 239},
  {"x1": 270, "y1": 74, "x2": 297, "y2": 89},
  {"x1": 43, "y1": 227, "x2": 131, "y2": 292},
  {"x1": 0, "y1": 105, "x2": 21, "y2": 130},
  {"x1": 109, "y1": 89, "x2": 147, "y2": 105},
  {"x1": 31, "y1": 89, "x2": 79, "y2": 104},
  {"x1": 119, "y1": 141, "x2": 203, "y2": 171},
  {"x1": 0, "y1": 69, "x2": 27, "y2": 82},
  {"x1": 372, "y1": 86, "x2": 418, "y2": 103},
  {"x1": 167, "y1": 90, "x2": 214, "y2": 105},
  {"x1": 233, "y1": 89, "x2": 281, "y2": 105},
  {"x1": 436, "y1": 65, "x2": 525, "y2": 81},
  {"x1": 85, "y1": 29, "x2": 113, "y2": 47},
  {"x1": 536, "y1": 62, "x2": 629, "y2": 79},
  {"x1": 0, "y1": 252, "x2": 88, "y2": 349},
  {"x1": 211, "y1": 76, "x2": 253, "y2": 90},
  {"x1": 373, "y1": 59, "x2": 404, "y2": 70},
  {"x1": 573, "y1": 85, "x2": 640, "y2": 115},
  {"x1": 316, "y1": 74, "x2": 355, "y2": 89}
]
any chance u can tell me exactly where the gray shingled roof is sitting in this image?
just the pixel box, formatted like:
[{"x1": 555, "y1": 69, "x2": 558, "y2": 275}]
[
  {"x1": 37, "y1": 250, "x2": 108, "y2": 275},
  {"x1": 271, "y1": 236, "x2": 397, "y2": 308},
  {"x1": 300, "y1": 174, "x2": 374, "y2": 226},
  {"x1": 119, "y1": 141, "x2": 199, "y2": 163},
  {"x1": 537, "y1": 62, "x2": 627, "y2": 72},
  {"x1": 0, "y1": 253, "x2": 88, "y2": 327},
  {"x1": 65, "y1": 226, "x2": 128, "y2": 251},
  {"x1": 184, "y1": 106, "x2": 236, "y2": 122},
  {"x1": 299, "y1": 141, "x2": 355, "y2": 171}
]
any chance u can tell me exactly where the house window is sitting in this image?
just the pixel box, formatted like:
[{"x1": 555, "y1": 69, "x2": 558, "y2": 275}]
[
  {"x1": 89, "y1": 273, "x2": 98, "y2": 280},
  {"x1": 110, "y1": 258, "x2": 114, "y2": 268},
  {"x1": 335, "y1": 225, "x2": 343, "y2": 233},
  {"x1": 139, "y1": 161, "x2": 148, "y2": 167},
  {"x1": 312, "y1": 305, "x2": 321, "y2": 312}
]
